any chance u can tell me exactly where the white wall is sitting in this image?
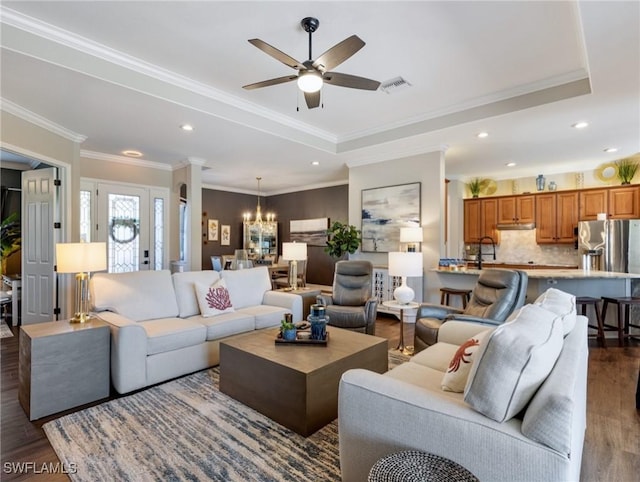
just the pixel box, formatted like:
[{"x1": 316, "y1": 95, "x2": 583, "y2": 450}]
[{"x1": 348, "y1": 151, "x2": 446, "y2": 303}]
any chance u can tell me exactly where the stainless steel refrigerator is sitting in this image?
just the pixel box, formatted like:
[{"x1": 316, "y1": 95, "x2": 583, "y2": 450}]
[{"x1": 578, "y1": 219, "x2": 640, "y2": 274}]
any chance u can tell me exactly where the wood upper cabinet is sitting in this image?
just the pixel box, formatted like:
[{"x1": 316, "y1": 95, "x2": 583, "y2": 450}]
[
  {"x1": 579, "y1": 185, "x2": 639, "y2": 220},
  {"x1": 497, "y1": 195, "x2": 535, "y2": 225},
  {"x1": 464, "y1": 198, "x2": 499, "y2": 244},
  {"x1": 608, "y1": 185, "x2": 639, "y2": 218},
  {"x1": 536, "y1": 192, "x2": 578, "y2": 244}
]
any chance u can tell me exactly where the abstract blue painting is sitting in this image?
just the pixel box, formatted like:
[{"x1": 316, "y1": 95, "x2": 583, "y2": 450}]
[{"x1": 361, "y1": 182, "x2": 421, "y2": 252}]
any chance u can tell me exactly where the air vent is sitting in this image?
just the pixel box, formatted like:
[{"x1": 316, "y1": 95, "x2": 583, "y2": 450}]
[{"x1": 380, "y1": 76, "x2": 412, "y2": 94}]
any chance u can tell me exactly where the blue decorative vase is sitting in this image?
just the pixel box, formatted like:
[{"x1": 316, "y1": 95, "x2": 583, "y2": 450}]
[
  {"x1": 310, "y1": 318, "x2": 327, "y2": 340},
  {"x1": 536, "y1": 174, "x2": 546, "y2": 191},
  {"x1": 283, "y1": 328, "x2": 297, "y2": 341}
]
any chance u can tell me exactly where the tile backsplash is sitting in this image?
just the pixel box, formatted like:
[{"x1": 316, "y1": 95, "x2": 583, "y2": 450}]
[{"x1": 469, "y1": 230, "x2": 579, "y2": 266}]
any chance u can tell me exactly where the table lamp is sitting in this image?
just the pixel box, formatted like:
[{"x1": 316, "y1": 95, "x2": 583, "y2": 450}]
[
  {"x1": 400, "y1": 227, "x2": 423, "y2": 252},
  {"x1": 56, "y1": 242, "x2": 107, "y2": 323},
  {"x1": 388, "y1": 251, "x2": 423, "y2": 304},
  {"x1": 282, "y1": 242, "x2": 307, "y2": 290}
]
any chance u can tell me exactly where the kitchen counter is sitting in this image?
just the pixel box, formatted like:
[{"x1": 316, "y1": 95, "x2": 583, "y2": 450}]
[{"x1": 433, "y1": 268, "x2": 640, "y2": 279}]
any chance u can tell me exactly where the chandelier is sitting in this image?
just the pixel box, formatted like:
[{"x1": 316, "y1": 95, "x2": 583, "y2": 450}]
[{"x1": 243, "y1": 177, "x2": 275, "y2": 224}]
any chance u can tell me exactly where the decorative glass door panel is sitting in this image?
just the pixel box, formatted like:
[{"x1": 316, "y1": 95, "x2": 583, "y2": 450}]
[{"x1": 97, "y1": 184, "x2": 150, "y2": 272}]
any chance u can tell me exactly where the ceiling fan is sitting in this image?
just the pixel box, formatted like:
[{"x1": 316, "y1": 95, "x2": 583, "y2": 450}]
[{"x1": 243, "y1": 17, "x2": 381, "y2": 109}]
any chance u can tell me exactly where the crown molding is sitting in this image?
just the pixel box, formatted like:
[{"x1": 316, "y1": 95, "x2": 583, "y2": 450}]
[
  {"x1": 1, "y1": 98, "x2": 87, "y2": 143},
  {"x1": 0, "y1": 6, "x2": 336, "y2": 145},
  {"x1": 344, "y1": 143, "x2": 448, "y2": 169},
  {"x1": 80, "y1": 150, "x2": 172, "y2": 170},
  {"x1": 202, "y1": 179, "x2": 348, "y2": 196}
]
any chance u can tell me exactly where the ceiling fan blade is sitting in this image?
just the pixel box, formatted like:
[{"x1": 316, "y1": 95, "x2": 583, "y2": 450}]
[
  {"x1": 323, "y1": 72, "x2": 380, "y2": 91},
  {"x1": 304, "y1": 91, "x2": 321, "y2": 109},
  {"x1": 248, "y1": 39, "x2": 305, "y2": 70},
  {"x1": 243, "y1": 75, "x2": 297, "y2": 90},
  {"x1": 312, "y1": 35, "x2": 365, "y2": 72}
]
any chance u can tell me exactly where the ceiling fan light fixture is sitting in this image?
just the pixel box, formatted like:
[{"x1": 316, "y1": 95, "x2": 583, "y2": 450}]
[{"x1": 297, "y1": 71, "x2": 323, "y2": 93}]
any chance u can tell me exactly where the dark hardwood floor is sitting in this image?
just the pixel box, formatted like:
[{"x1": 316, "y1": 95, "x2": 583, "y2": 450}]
[{"x1": 2, "y1": 316, "x2": 639, "y2": 481}]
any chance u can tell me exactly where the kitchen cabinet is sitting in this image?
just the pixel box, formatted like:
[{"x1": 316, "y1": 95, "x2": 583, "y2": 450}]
[
  {"x1": 608, "y1": 185, "x2": 639, "y2": 218},
  {"x1": 579, "y1": 185, "x2": 639, "y2": 220},
  {"x1": 536, "y1": 192, "x2": 579, "y2": 244},
  {"x1": 497, "y1": 195, "x2": 535, "y2": 225},
  {"x1": 464, "y1": 198, "x2": 499, "y2": 244}
]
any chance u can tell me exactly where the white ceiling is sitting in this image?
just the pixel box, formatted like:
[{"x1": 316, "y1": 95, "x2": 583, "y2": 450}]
[{"x1": 1, "y1": 1, "x2": 638, "y2": 194}]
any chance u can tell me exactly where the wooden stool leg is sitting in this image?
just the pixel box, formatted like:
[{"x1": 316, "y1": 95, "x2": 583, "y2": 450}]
[
  {"x1": 594, "y1": 302, "x2": 606, "y2": 347},
  {"x1": 617, "y1": 302, "x2": 624, "y2": 347},
  {"x1": 440, "y1": 292, "x2": 446, "y2": 305},
  {"x1": 461, "y1": 294, "x2": 467, "y2": 309}
]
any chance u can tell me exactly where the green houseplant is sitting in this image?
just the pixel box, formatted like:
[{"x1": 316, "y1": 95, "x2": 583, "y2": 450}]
[
  {"x1": 325, "y1": 221, "x2": 361, "y2": 259},
  {"x1": 466, "y1": 178, "x2": 484, "y2": 198},
  {"x1": 280, "y1": 318, "x2": 297, "y2": 341},
  {"x1": 615, "y1": 158, "x2": 639, "y2": 184},
  {"x1": 0, "y1": 212, "x2": 21, "y2": 275}
]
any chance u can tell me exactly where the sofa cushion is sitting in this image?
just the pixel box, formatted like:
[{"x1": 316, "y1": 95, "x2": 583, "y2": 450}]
[
  {"x1": 91, "y1": 270, "x2": 179, "y2": 322},
  {"x1": 138, "y1": 318, "x2": 207, "y2": 355},
  {"x1": 410, "y1": 342, "x2": 460, "y2": 373},
  {"x1": 385, "y1": 361, "x2": 465, "y2": 403},
  {"x1": 532, "y1": 287, "x2": 576, "y2": 335},
  {"x1": 237, "y1": 305, "x2": 288, "y2": 329},
  {"x1": 441, "y1": 331, "x2": 488, "y2": 393},
  {"x1": 220, "y1": 267, "x2": 271, "y2": 309},
  {"x1": 187, "y1": 312, "x2": 256, "y2": 340},
  {"x1": 172, "y1": 270, "x2": 220, "y2": 318},
  {"x1": 464, "y1": 304, "x2": 564, "y2": 422},
  {"x1": 195, "y1": 279, "x2": 235, "y2": 317}
]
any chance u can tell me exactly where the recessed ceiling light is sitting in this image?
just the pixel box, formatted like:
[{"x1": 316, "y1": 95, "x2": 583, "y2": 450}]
[
  {"x1": 506, "y1": 162, "x2": 516, "y2": 167},
  {"x1": 572, "y1": 121, "x2": 589, "y2": 129},
  {"x1": 122, "y1": 150, "x2": 143, "y2": 158},
  {"x1": 604, "y1": 147, "x2": 618, "y2": 153},
  {"x1": 476, "y1": 132, "x2": 489, "y2": 139},
  {"x1": 180, "y1": 124, "x2": 194, "y2": 131},
  {"x1": 311, "y1": 161, "x2": 320, "y2": 166}
]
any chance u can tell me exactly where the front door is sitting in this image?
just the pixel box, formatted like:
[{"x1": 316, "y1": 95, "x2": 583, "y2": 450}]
[{"x1": 97, "y1": 184, "x2": 150, "y2": 272}]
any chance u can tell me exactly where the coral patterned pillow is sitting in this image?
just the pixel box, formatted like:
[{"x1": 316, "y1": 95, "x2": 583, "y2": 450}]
[
  {"x1": 441, "y1": 331, "x2": 489, "y2": 393},
  {"x1": 194, "y1": 279, "x2": 234, "y2": 317}
]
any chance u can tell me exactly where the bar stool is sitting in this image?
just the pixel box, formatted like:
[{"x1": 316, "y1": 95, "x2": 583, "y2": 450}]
[
  {"x1": 439, "y1": 288, "x2": 472, "y2": 309},
  {"x1": 576, "y1": 297, "x2": 606, "y2": 347},
  {"x1": 601, "y1": 296, "x2": 640, "y2": 347}
]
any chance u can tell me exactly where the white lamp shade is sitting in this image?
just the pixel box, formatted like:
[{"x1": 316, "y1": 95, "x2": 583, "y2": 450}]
[
  {"x1": 388, "y1": 252, "x2": 423, "y2": 278},
  {"x1": 297, "y1": 71, "x2": 323, "y2": 93},
  {"x1": 282, "y1": 242, "x2": 307, "y2": 261},
  {"x1": 56, "y1": 242, "x2": 107, "y2": 273},
  {"x1": 400, "y1": 227, "x2": 423, "y2": 243}
]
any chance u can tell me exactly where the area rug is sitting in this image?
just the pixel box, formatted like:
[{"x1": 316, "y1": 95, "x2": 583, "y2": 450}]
[
  {"x1": 0, "y1": 321, "x2": 13, "y2": 338},
  {"x1": 44, "y1": 368, "x2": 340, "y2": 481}
]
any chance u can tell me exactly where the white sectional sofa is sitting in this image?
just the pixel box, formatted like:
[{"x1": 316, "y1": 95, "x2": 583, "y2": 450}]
[
  {"x1": 339, "y1": 288, "x2": 588, "y2": 482},
  {"x1": 90, "y1": 267, "x2": 302, "y2": 394}
]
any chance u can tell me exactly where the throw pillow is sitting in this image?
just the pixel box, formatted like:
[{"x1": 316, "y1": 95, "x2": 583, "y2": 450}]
[
  {"x1": 194, "y1": 279, "x2": 234, "y2": 317},
  {"x1": 533, "y1": 288, "x2": 576, "y2": 335},
  {"x1": 463, "y1": 304, "x2": 564, "y2": 422},
  {"x1": 441, "y1": 331, "x2": 488, "y2": 393}
]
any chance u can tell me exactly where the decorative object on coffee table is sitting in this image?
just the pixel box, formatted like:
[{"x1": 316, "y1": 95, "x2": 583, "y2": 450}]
[
  {"x1": 308, "y1": 304, "x2": 328, "y2": 340},
  {"x1": 281, "y1": 314, "x2": 297, "y2": 341}
]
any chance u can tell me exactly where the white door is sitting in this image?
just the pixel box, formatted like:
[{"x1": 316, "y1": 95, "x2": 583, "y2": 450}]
[
  {"x1": 97, "y1": 184, "x2": 151, "y2": 272},
  {"x1": 21, "y1": 167, "x2": 59, "y2": 324}
]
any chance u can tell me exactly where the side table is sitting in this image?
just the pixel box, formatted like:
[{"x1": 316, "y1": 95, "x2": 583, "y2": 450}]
[
  {"x1": 382, "y1": 300, "x2": 420, "y2": 356},
  {"x1": 277, "y1": 287, "x2": 321, "y2": 319},
  {"x1": 19, "y1": 319, "x2": 110, "y2": 420}
]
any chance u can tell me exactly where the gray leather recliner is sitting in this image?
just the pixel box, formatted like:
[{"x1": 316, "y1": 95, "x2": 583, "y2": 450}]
[
  {"x1": 414, "y1": 269, "x2": 528, "y2": 352},
  {"x1": 316, "y1": 260, "x2": 377, "y2": 335}
]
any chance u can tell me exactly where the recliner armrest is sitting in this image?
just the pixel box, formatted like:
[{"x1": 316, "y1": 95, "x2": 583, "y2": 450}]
[
  {"x1": 418, "y1": 303, "x2": 463, "y2": 319},
  {"x1": 316, "y1": 294, "x2": 334, "y2": 306},
  {"x1": 446, "y1": 314, "x2": 503, "y2": 326}
]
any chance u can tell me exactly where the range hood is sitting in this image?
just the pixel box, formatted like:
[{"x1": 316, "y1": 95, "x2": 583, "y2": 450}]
[{"x1": 496, "y1": 223, "x2": 536, "y2": 230}]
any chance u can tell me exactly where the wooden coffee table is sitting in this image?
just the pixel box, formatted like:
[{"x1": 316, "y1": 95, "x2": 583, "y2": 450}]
[{"x1": 219, "y1": 327, "x2": 388, "y2": 436}]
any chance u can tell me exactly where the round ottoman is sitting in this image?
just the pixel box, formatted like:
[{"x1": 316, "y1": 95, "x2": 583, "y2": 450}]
[{"x1": 368, "y1": 450, "x2": 479, "y2": 482}]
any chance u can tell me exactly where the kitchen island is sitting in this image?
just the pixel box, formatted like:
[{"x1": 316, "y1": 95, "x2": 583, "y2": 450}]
[{"x1": 432, "y1": 268, "x2": 640, "y2": 330}]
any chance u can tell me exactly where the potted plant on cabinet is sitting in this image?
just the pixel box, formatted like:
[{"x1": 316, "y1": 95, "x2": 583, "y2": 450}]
[
  {"x1": 466, "y1": 178, "x2": 484, "y2": 198},
  {"x1": 615, "y1": 158, "x2": 639, "y2": 185},
  {"x1": 325, "y1": 221, "x2": 361, "y2": 259}
]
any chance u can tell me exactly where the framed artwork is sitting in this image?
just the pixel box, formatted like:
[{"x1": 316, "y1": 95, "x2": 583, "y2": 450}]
[
  {"x1": 290, "y1": 217, "x2": 329, "y2": 246},
  {"x1": 208, "y1": 219, "x2": 219, "y2": 241},
  {"x1": 220, "y1": 225, "x2": 230, "y2": 246},
  {"x1": 361, "y1": 182, "x2": 421, "y2": 252}
]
